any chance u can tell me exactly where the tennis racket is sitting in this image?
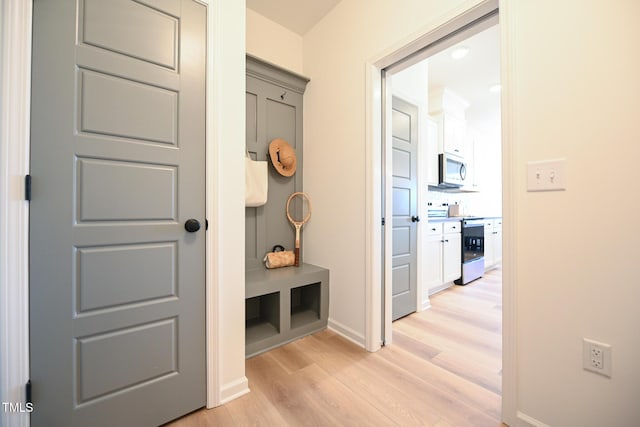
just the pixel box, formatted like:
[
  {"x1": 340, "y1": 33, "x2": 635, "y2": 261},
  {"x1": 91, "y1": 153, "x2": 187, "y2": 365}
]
[{"x1": 286, "y1": 192, "x2": 312, "y2": 267}]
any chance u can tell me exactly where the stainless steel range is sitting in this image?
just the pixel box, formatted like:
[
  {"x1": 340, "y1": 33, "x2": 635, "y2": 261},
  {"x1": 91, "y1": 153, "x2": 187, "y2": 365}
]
[{"x1": 454, "y1": 219, "x2": 485, "y2": 285}]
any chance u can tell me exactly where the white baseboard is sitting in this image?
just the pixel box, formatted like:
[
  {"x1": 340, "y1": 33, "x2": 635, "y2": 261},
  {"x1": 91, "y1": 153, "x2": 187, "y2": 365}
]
[
  {"x1": 218, "y1": 376, "x2": 250, "y2": 406},
  {"x1": 421, "y1": 297, "x2": 432, "y2": 311},
  {"x1": 428, "y1": 282, "x2": 454, "y2": 296},
  {"x1": 517, "y1": 411, "x2": 550, "y2": 427},
  {"x1": 327, "y1": 318, "x2": 366, "y2": 348}
]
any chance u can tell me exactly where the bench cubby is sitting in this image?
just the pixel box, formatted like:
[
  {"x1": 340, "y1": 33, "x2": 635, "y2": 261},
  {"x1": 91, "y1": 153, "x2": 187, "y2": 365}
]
[
  {"x1": 245, "y1": 263, "x2": 329, "y2": 358},
  {"x1": 245, "y1": 291, "x2": 280, "y2": 344}
]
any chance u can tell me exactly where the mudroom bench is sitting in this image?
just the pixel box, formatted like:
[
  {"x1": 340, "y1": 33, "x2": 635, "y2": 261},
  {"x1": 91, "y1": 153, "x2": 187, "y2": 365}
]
[{"x1": 245, "y1": 263, "x2": 329, "y2": 358}]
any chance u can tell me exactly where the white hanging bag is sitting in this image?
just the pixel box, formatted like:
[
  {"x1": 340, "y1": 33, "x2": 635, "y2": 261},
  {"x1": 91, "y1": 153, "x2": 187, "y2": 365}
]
[{"x1": 245, "y1": 151, "x2": 268, "y2": 207}]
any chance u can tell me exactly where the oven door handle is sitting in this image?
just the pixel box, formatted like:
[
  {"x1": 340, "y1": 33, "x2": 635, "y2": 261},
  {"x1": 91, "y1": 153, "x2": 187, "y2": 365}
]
[{"x1": 463, "y1": 224, "x2": 484, "y2": 229}]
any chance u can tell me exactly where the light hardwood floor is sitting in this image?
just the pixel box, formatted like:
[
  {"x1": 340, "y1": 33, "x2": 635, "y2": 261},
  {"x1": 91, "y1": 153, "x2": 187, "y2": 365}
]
[{"x1": 165, "y1": 268, "x2": 504, "y2": 427}]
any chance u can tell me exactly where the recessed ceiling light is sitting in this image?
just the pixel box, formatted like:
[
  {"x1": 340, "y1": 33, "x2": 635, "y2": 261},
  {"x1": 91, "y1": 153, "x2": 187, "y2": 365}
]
[
  {"x1": 489, "y1": 83, "x2": 501, "y2": 93},
  {"x1": 451, "y1": 46, "x2": 469, "y2": 60}
]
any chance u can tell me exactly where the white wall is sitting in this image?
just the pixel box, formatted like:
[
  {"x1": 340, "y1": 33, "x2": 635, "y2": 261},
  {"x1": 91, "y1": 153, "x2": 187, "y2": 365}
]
[
  {"x1": 391, "y1": 61, "x2": 429, "y2": 112},
  {"x1": 302, "y1": 0, "x2": 639, "y2": 424},
  {"x1": 301, "y1": 0, "x2": 481, "y2": 344},
  {"x1": 209, "y1": 0, "x2": 248, "y2": 406},
  {"x1": 249, "y1": 0, "x2": 640, "y2": 423},
  {"x1": 507, "y1": 1, "x2": 640, "y2": 425},
  {"x1": 246, "y1": 8, "x2": 303, "y2": 75},
  {"x1": 474, "y1": 128, "x2": 501, "y2": 215}
]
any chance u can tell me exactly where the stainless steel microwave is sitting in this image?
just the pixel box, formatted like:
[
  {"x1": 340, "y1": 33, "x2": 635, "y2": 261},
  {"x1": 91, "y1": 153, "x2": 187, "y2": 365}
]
[{"x1": 438, "y1": 153, "x2": 467, "y2": 188}]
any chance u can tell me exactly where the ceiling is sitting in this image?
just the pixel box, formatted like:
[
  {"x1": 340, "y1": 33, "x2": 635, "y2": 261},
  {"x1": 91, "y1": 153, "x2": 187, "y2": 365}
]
[
  {"x1": 246, "y1": 0, "x2": 342, "y2": 36},
  {"x1": 246, "y1": 2, "x2": 500, "y2": 136},
  {"x1": 427, "y1": 25, "x2": 501, "y2": 137}
]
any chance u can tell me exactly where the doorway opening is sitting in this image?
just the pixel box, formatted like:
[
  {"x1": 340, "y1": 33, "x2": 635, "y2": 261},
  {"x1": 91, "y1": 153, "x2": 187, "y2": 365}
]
[
  {"x1": 382, "y1": 2, "x2": 499, "y2": 344},
  {"x1": 366, "y1": 0, "x2": 513, "y2": 422},
  {"x1": 386, "y1": 20, "x2": 502, "y2": 330}
]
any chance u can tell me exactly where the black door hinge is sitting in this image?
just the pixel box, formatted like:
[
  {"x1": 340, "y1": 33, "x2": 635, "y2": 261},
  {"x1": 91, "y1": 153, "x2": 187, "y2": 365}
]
[
  {"x1": 26, "y1": 380, "x2": 32, "y2": 404},
  {"x1": 381, "y1": 217, "x2": 385, "y2": 226},
  {"x1": 25, "y1": 175, "x2": 32, "y2": 201},
  {"x1": 205, "y1": 219, "x2": 208, "y2": 230}
]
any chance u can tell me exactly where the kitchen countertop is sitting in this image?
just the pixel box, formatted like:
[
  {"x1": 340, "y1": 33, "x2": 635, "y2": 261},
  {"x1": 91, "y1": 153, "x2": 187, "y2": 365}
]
[
  {"x1": 428, "y1": 215, "x2": 502, "y2": 222},
  {"x1": 427, "y1": 217, "x2": 463, "y2": 222}
]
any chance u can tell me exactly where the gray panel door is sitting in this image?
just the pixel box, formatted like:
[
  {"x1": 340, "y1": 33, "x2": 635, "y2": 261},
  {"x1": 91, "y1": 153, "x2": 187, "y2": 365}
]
[
  {"x1": 391, "y1": 96, "x2": 419, "y2": 321},
  {"x1": 30, "y1": 1, "x2": 206, "y2": 426}
]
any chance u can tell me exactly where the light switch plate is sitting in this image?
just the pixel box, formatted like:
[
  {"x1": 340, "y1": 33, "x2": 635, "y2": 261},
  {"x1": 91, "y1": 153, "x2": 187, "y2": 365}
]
[{"x1": 527, "y1": 159, "x2": 566, "y2": 192}]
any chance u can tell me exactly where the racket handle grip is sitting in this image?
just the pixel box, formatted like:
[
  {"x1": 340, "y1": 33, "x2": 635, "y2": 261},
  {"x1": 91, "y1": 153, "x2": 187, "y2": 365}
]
[{"x1": 294, "y1": 247, "x2": 300, "y2": 267}]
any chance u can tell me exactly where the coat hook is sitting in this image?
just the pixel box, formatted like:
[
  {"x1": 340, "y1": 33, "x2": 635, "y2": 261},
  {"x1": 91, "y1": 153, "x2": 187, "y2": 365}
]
[{"x1": 280, "y1": 91, "x2": 287, "y2": 100}]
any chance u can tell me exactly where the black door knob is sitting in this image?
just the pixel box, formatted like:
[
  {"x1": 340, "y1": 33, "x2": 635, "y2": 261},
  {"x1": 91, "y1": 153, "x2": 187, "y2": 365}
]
[
  {"x1": 411, "y1": 216, "x2": 421, "y2": 223},
  {"x1": 184, "y1": 219, "x2": 201, "y2": 233}
]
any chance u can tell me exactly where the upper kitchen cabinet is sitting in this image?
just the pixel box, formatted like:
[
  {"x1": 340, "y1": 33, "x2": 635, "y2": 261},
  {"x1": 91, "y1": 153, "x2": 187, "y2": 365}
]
[
  {"x1": 441, "y1": 113, "x2": 466, "y2": 157},
  {"x1": 429, "y1": 88, "x2": 469, "y2": 158}
]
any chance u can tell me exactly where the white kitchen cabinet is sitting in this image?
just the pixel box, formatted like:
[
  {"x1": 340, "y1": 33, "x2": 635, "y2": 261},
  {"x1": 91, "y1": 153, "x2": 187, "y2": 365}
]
[
  {"x1": 432, "y1": 112, "x2": 466, "y2": 158},
  {"x1": 443, "y1": 223, "x2": 462, "y2": 282},
  {"x1": 484, "y1": 218, "x2": 502, "y2": 270},
  {"x1": 426, "y1": 221, "x2": 461, "y2": 295},
  {"x1": 425, "y1": 224, "x2": 444, "y2": 292},
  {"x1": 484, "y1": 219, "x2": 494, "y2": 268},
  {"x1": 429, "y1": 88, "x2": 469, "y2": 159},
  {"x1": 444, "y1": 113, "x2": 466, "y2": 157},
  {"x1": 493, "y1": 219, "x2": 502, "y2": 265},
  {"x1": 426, "y1": 116, "x2": 439, "y2": 186}
]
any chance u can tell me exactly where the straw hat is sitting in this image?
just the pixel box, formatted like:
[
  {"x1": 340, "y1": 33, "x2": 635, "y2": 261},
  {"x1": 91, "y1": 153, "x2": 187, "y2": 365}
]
[{"x1": 268, "y1": 138, "x2": 297, "y2": 177}]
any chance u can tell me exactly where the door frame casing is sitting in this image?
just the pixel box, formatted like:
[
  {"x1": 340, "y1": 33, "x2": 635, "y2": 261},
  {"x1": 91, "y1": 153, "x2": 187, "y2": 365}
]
[
  {"x1": 364, "y1": 0, "x2": 516, "y2": 425},
  {"x1": 0, "y1": 2, "x2": 32, "y2": 425},
  {"x1": 0, "y1": 1, "x2": 247, "y2": 425}
]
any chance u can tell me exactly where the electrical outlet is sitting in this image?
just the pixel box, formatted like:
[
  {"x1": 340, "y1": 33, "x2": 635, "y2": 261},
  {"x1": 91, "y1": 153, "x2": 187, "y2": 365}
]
[
  {"x1": 583, "y1": 338, "x2": 612, "y2": 377},
  {"x1": 591, "y1": 346, "x2": 603, "y2": 369},
  {"x1": 526, "y1": 159, "x2": 566, "y2": 191}
]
